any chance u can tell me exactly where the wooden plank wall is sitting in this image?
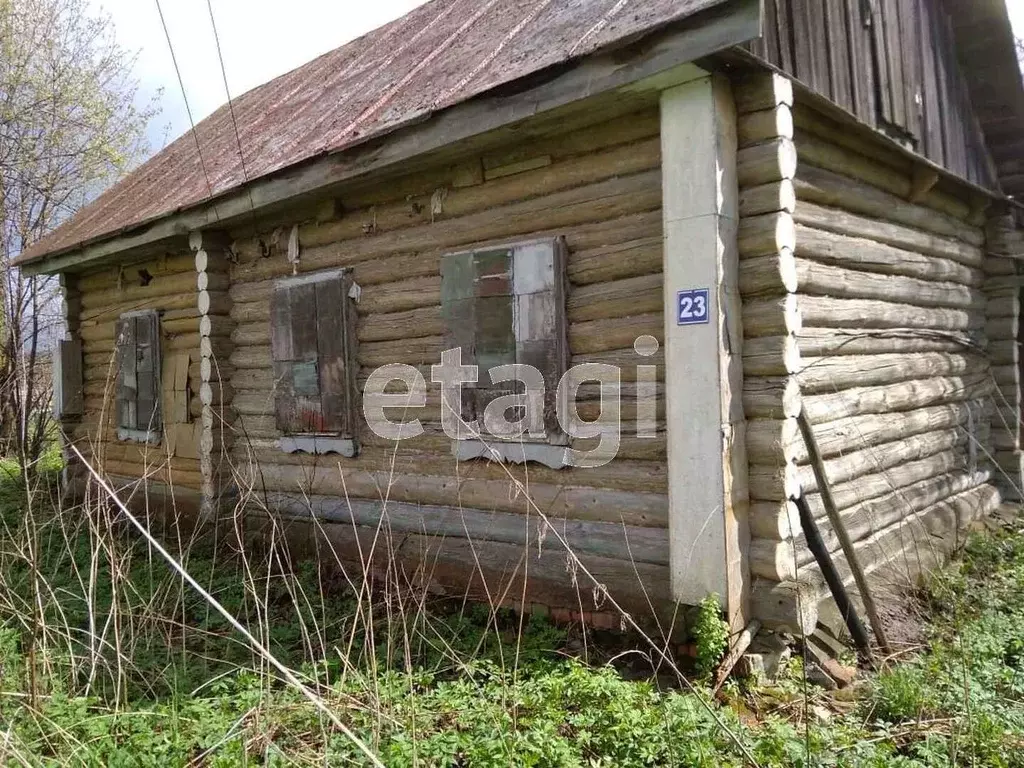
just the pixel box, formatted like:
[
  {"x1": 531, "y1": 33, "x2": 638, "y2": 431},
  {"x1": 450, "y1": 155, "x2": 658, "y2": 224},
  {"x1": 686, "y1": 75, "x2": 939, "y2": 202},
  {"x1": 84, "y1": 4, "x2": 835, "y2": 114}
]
[
  {"x1": 221, "y1": 107, "x2": 676, "y2": 624},
  {"x1": 748, "y1": 0, "x2": 997, "y2": 189},
  {"x1": 69, "y1": 252, "x2": 208, "y2": 491},
  {"x1": 735, "y1": 74, "x2": 1001, "y2": 629}
]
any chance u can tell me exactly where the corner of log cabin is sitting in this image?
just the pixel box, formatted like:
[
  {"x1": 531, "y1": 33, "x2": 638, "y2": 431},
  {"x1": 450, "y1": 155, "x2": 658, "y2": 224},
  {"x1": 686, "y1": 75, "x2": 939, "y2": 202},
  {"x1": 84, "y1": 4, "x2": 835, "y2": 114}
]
[{"x1": 737, "y1": 72, "x2": 1006, "y2": 632}]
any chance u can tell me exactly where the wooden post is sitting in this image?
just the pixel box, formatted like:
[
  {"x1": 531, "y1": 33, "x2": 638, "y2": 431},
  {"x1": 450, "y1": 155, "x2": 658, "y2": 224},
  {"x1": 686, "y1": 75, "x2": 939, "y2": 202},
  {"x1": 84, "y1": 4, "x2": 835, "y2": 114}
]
[{"x1": 661, "y1": 73, "x2": 750, "y2": 629}]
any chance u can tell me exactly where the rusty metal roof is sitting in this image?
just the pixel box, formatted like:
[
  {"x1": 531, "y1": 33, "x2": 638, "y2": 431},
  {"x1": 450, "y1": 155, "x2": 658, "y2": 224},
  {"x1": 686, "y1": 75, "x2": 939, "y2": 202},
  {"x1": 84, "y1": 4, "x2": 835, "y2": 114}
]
[{"x1": 18, "y1": 0, "x2": 727, "y2": 266}]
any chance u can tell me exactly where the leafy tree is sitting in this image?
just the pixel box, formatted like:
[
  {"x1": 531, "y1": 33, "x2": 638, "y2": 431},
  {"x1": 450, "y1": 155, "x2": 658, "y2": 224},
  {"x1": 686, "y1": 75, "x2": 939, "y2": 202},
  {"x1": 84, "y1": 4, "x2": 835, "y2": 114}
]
[{"x1": 0, "y1": 0, "x2": 157, "y2": 467}]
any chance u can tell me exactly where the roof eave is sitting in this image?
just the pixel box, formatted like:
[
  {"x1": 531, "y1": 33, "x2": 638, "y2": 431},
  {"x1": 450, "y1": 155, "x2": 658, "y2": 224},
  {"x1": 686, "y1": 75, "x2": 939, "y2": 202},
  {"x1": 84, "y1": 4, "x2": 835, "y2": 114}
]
[{"x1": 19, "y1": 0, "x2": 761, "y2": 277}]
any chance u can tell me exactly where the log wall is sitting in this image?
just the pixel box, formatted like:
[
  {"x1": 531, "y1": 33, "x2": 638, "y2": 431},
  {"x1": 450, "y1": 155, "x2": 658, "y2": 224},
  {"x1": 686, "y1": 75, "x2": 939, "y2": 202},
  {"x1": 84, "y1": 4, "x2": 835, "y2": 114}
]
[
  {"x1": 67, "y1": 252, "x2": 206, "y2": 491},
  {"x1": 984, "y1": 213, "x2": 1024, "y2": 499},
  {"x1": 736, "y1": 73, "x2": 1001, "y2": 633},
  {"x1": 220, "y1": 107, "x2": 675, "y2": 625}
]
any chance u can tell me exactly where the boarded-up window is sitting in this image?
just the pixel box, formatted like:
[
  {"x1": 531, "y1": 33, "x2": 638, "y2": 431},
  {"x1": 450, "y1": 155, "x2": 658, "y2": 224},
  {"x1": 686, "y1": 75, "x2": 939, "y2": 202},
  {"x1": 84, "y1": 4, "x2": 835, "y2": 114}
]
[
  {"x1": 115, "y1": 311, "x2": 161, "y2": 442},
  {"x1": 270, "y1": 270, "x2": 358, "y2": 453},
  {"x1": 441, "y1": 237, "x2": 568, "y2": 446}
]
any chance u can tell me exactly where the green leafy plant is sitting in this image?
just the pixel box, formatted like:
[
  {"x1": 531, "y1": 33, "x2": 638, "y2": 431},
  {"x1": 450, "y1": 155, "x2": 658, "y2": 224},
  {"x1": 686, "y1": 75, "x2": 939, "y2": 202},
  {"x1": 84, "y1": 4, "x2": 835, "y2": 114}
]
[{"x1": 692, "y1": 594, "x2": 729, "y2": 679}]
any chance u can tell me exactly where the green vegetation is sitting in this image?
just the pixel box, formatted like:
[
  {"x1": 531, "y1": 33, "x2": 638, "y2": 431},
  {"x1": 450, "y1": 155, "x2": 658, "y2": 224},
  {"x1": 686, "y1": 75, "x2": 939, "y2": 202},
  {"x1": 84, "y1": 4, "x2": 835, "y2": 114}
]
[{"x1": 0, "y1": 466, "x2": 1023, "y2": 765}]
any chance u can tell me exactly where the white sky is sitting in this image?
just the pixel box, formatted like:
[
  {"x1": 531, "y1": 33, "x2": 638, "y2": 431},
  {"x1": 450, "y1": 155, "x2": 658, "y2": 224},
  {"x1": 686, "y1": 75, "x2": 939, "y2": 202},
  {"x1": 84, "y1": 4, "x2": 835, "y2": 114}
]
[
  {"x1": 92, "y1": 0, "x2": 1024, "y2": 154},
  {"x1": 88, "y1": 0, "x2": 429, "y2": 151}
]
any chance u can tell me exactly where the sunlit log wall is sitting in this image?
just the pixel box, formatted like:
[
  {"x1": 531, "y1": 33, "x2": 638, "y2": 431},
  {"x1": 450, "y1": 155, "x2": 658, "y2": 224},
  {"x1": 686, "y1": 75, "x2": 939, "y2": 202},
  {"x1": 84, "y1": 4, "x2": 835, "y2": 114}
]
[
  {"x1": 67, "y1": 253, "x2": 209, "y2": 496},
  {"x1": 735, "y1": 73, "x2": 1001, "y2": 633},
  {"x1": 220, "y1": 106, "x2": 677, "y2": 626}
]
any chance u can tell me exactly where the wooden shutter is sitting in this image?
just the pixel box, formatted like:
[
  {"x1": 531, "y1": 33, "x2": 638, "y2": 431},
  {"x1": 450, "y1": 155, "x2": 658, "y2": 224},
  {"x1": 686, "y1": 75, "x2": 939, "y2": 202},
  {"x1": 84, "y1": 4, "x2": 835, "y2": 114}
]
[
  {"x1": 513, "y1": 238, "x2": 568, "y2": 441},
  {"x1": 440, "y1": 238, "x2": 568, "y2": 441},
  {"x1": 53, "y1": 339, "x2": 83, "y2": 417},
  {"x1": 116, "y1": 311, "x2": 160, "y2": 435},
  {"x1": 271, "y1": 271, "x2": 356, "y2": 436}
]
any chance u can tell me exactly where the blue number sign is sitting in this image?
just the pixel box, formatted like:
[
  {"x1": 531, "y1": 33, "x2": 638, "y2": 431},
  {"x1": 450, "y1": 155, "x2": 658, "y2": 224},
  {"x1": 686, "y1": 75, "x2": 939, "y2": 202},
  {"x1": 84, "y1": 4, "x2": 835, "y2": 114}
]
[{"x1": 676, "y1": 288, "x2": 710, "y2": 326}]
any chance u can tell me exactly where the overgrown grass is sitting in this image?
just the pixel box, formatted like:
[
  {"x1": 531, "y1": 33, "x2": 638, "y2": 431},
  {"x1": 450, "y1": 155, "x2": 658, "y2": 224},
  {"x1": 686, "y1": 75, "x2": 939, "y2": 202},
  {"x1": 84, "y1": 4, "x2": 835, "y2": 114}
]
[{"x1": 0, "y1": 465, "x2": 1023, "y2": 766}]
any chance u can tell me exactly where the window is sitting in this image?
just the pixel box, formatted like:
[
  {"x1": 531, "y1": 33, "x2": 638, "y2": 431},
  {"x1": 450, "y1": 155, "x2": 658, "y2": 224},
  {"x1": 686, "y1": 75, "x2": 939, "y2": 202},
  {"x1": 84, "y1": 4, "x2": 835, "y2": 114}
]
[
  {"x1": 270, "y1": 269, "x2": 359, "y2": 455},
  {"x1": 115, "y1": 310, "x2": 161, "y2": 443},
  {"x1": 440, "y1": 237, "x2": 569, "y2": 464}
]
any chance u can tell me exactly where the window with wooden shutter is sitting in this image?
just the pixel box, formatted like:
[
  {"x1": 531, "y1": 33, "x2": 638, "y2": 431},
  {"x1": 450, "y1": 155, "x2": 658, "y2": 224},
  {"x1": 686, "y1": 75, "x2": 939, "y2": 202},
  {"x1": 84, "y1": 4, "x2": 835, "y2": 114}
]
[
  {"x1": 440, "y1": 237, "x2": 569, "y2": 465},
  {"x1": 115, "y1": 310, "x2": 162, "y2": 443},
  {"x1": 270, "y1": 269, "x2": 358, "y2": 456}
]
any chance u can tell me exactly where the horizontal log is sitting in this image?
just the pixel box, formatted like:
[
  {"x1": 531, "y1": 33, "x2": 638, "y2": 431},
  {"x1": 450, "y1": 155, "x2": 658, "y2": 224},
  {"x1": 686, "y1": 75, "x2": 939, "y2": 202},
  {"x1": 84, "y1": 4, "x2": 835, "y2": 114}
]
[
  {"x1": 793, "y1": 201, "x2": 984, "y2": 267},
  {"x1": 787, "y1": 327, "x2": 984, "y2": 358},
  {"x1": 793, "y1": 162, "x2": 983, "y2": 246},
  {"x1": 738, "y1": 212, "x2": 795, "y2": 257},
  {"x1": 742, "y1": 294, "x2": 802, "y2": 337},
  {"x1": 749, "y1": 440, "x2": 970, "y2": 504},
  {"x1": 751, "y1": 470, "x2": 991, "y2": 580},
  {"x1": 737, "y1": 138, "x2": 797, "y2": 187},
  {"x1": 733, "y1": 73, "x2": 793, "y2": 114},
  {"x1": 739, "y1": 180, "x2": 796, "y2": 217},
  {"x1": 78, "y1": 253, "x2": 196, "y2": 292},
  {"x1": 567, "y1": 273, "x2": 662, "y2": 323},
  {"x1": 238, "y1": 463, "x2": 668, "y2": 527},
  {"x1": 737, "y1": 104, "x2": 793, "y2": 146},
  {"x1": 801, "y1": 373, "x2": 993, "y2": 423},
  {"x1": 740, "y1": 251, "x2": 983, "y2": 308},
  {"x1": 796, "y1": 295, "x2": 985, "y2": 331},
  {"x1": 263, "y1": 493, "x2": 668, "y2": 564},
  {"x1": 81, "y1": 272, "x2": 229, "y2": 310},
  {"x1": 795, "y1": 224, "x2": 983, "y2": 286},
  {"x1": 254, "y1": 512, "x2": 676, "y2": 629},
  {"x1": 792, "y1": 126, "x2": 972, "y2": 222},
  {"x1": 746, "y1": 401, "x2": 986, "y2": 464},
  {"x1": 237, "y1": 171, "x2": 663, "y2": 283},
  {"x1": 797, "y1": 484, "x2": 1000, "y2": 593},
  {"x1": 985, "y1": 315, "x2": 1018, "y2": 340},
  {"x1": 742, "y1": 376, "x2": 801, "y2": 419},
  {"x1": 567, "y1": 237, "x2": 662, "y2": 286},
  {"x1": 749, "y1": 578, "x2": 818, "y2": 635},
  {"x1": 570, "y1": 313, "x2": 662, "y2": 355},
  {"x1": 797, "y1": 352, "x2": 986, "y2": 393}
]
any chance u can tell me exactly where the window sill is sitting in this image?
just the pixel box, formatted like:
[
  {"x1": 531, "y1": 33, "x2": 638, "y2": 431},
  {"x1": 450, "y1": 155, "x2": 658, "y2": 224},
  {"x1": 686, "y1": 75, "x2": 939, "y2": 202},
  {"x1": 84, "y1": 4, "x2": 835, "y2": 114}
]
[
  {"x1": 453, "y1": 439, "x2": 569, "y2": 469},
  {"x1": 117, "y1": 428, "x2": 161, "y2": 445},
  {"x1": 278, "y1": 436, "x2": 358, "y2": 457}
]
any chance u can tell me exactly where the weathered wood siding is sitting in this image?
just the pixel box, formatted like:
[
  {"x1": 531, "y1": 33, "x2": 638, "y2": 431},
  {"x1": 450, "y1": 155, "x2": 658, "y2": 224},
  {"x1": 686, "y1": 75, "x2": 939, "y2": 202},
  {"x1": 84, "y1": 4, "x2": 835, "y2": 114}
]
[
  {"x1": 984, "y1": 214, "x2": 1024, "y2": 500},
  {"x1": 67, "y1": 253, "x2": 207, "y2": 492},
  {"x1": 222, "y1": 108, "x2": 673, "y2": 622},
  {"x1": 747, "y1": 0, "x2": 997, "y2": 189},
  {"x1": 735, "y1": 74, "x2": 1000, "y2": 630}
]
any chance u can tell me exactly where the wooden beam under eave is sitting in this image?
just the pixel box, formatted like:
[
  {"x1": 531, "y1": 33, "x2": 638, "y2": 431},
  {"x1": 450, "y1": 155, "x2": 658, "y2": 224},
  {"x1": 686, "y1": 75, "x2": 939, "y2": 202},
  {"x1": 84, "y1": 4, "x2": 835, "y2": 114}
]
[
  {"x1": 660, "y1": 73, "x2": 751, "y2": 630},
  {"x1": 908, "y1": 164, "x2": 940, "y2": 203}
]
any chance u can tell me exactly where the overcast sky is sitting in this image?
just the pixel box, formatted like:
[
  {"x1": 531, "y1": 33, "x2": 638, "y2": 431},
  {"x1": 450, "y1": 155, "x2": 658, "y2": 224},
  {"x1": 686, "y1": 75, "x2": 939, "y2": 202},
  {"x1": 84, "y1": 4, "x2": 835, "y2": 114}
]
[
  {"x1": 88, "y1": 0, "x2": 429, "y2": 151},
  {"x1": 92, "y1": 0, "x2": 1024, "y2": 154}
]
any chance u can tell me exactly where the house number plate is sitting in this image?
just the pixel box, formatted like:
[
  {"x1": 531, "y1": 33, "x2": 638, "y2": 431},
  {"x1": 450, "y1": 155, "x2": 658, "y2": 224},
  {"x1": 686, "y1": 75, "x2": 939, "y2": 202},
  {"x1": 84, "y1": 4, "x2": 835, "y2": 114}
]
[{"x1": 676, "y1": 288, "x2": 710, "y2": 326}]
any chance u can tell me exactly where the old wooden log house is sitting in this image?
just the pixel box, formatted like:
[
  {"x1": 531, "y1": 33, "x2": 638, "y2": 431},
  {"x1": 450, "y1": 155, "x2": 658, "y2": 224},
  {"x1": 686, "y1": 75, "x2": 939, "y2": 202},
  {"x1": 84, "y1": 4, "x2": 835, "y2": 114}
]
[{"x1": 17, "y1": 0, "x2": 1024, "y2": 636}]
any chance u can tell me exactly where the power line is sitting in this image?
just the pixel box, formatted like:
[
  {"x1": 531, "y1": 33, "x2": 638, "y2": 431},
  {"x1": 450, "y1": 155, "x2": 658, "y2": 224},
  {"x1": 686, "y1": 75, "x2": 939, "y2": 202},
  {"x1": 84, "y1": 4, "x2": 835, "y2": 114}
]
[
  {"x1": 153, "y1": 0, "x2": 218, "y2": 213},
  {"x1": 204, "y1": 0, "x2": 259, "y2": 228}
]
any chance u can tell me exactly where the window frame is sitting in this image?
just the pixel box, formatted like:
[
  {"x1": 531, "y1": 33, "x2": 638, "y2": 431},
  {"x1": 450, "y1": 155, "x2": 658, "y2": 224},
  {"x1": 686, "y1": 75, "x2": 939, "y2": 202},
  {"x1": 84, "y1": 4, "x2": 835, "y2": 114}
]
[
  {"x1": 270, "y1": 268, "x2": 360, "y2": 456},
  {"x1": 115, "y1": 309, "x2": 162, "y2": 444},
  {"x1": 440, "y1": 236, "x2": 570, "y2": 467}
]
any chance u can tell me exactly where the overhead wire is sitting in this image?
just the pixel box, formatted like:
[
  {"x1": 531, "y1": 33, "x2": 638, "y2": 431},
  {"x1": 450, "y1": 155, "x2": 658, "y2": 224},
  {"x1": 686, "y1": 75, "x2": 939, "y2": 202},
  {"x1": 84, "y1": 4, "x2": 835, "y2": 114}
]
[{"x1": 153, "y1": 0, "x2": 218, "y2": 216}]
